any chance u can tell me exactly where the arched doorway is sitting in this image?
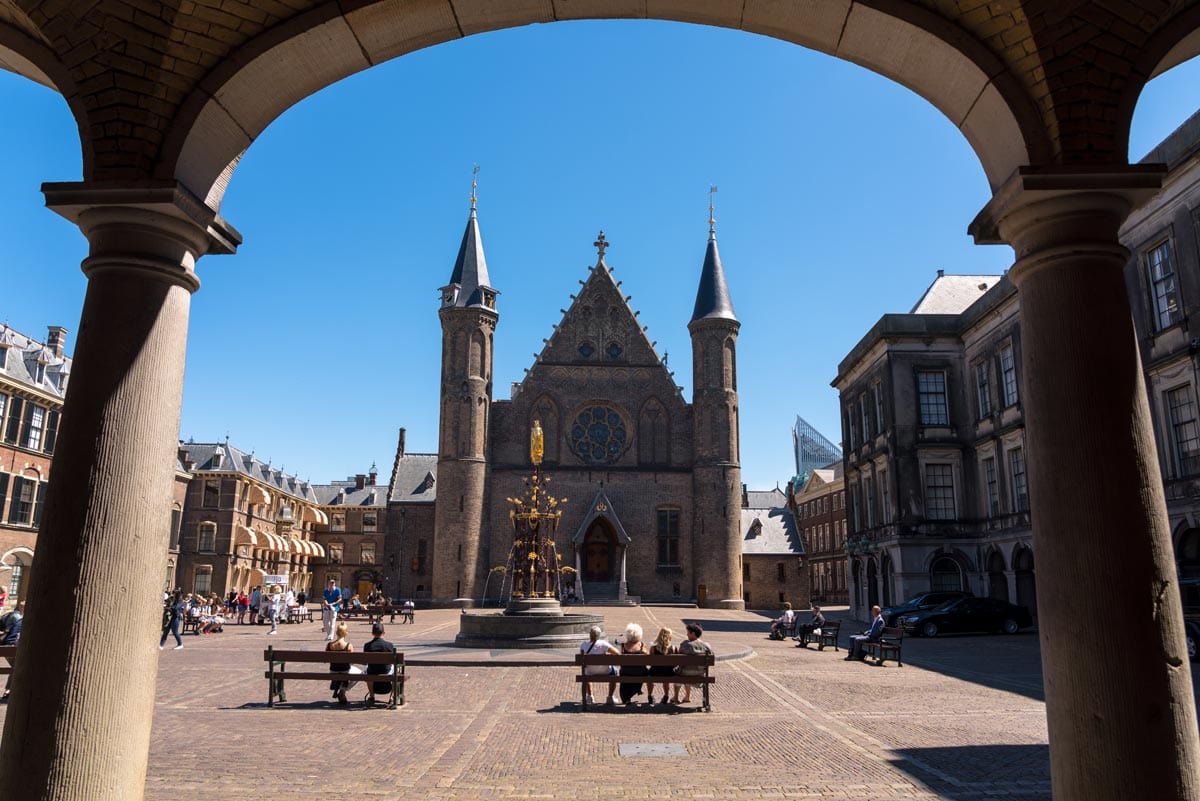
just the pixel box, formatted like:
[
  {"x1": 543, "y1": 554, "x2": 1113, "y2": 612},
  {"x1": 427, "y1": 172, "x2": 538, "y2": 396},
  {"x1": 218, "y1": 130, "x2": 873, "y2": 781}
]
[
  {"x1": 582, "y1": 520, "x2": 616, "y2": 583},
  {"x1": 1178, "y1": 527, "x2": 1200, "y2": 579},
  {"x1": 866, "y1": 557, "x2": 879, "y2": 609},
  {"x1": 987, "y1": 550, "x2": 1009, "y2": 602},
  {"x1": 1014, "y1": 546, "x2": 1036, "y2": 617},
  {"x1": 880, "y1": 554, "x2": 895, "y2": 607},
  {"x1": 930, "y1": 555, "x2": 965, "y2": 592}
]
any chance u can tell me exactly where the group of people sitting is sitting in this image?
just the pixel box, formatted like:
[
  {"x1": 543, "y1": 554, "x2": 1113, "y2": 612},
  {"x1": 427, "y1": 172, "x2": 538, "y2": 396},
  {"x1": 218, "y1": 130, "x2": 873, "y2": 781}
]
[
  {"x1": 769, "y1": 602, "x2": 827, "y2": 644},
  {"x1": 579, "y1": 622, "x2": 713, "y2": 707},
  {"x1": 324, "y1": 620, "x2": 398, "y2": 707}
]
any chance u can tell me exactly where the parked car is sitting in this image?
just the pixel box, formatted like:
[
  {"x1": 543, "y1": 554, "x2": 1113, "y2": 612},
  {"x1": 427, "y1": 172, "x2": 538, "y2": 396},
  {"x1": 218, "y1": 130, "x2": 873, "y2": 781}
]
[
  {"x1": 899, "y1": 596, "x2": 1033, "y2": 637},
  {"x1": 881, "y1": 591, "x2": 972, "y2": 627}
]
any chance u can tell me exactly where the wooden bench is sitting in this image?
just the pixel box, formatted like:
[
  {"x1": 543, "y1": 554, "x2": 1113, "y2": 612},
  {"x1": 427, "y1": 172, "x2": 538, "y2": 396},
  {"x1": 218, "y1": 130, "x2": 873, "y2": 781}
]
[
  {"x1": 769, "y1": 616, "x2": 798, "y2": 639},
  {"x1": 182, "y1": 616, "x2": 202, "y2": 635},
  {"x1": 286, "y1": 606, "x2": 314, "y2": 624},
  {"x1": 0, "y1": 644, "x2": 15, "y2": 679},
  {"x1": 861, "y1": 626, "x2": 904, "y2": 666},
  {"x1": 574, "y1": 652, "x2": 715, "y2": 712},
  {"x1": 263, "y1": 646, "x2": 406, "y2": 708},
  {"x1": 796, "y1": 620, "x2": 841, "y2": 651}
]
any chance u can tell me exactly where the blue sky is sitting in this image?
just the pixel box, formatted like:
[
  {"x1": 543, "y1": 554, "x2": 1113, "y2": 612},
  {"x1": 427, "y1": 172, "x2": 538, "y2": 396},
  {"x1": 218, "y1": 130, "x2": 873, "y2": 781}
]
[{"x1": 1, "y1": 21, "x2": 1198, "y2": 489}]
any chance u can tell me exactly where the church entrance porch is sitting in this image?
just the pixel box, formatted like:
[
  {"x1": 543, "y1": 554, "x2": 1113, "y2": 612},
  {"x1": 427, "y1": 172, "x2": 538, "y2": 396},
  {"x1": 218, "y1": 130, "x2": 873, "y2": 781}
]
[{"x1": 582, "y1": 521, "x2": 614, "y2": 583}]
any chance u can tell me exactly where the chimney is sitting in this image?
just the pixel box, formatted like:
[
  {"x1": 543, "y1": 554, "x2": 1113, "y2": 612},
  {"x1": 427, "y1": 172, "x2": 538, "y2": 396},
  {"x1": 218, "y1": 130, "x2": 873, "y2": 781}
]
[
  {"x1": 178, "y1": 447, "x2": 194, "y2": 472},
  {"x1": 398, "y1": 427, "x2": 406, "y2": 458},
  {"x1": 46, "y1": 326, "x2": 67, "y2": 358},
  {"x1": 368, "y1": 463, "x2": 378, "y2": 486},
  {"x1": 936, "y1": 269, "x2": 945, "y2": 278},
  {"x1": 741, "y1": 483, "x2": 748, "y2": 508},
  {"x1": 355, "y1": 474, "x2": 366, "y2": 490}
]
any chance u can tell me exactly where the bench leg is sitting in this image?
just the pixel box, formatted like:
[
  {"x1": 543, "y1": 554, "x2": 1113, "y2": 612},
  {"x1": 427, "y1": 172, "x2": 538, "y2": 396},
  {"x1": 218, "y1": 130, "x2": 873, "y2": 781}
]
[{"x1": 702, "y1": 681, "x2": 710, "y2": 713}]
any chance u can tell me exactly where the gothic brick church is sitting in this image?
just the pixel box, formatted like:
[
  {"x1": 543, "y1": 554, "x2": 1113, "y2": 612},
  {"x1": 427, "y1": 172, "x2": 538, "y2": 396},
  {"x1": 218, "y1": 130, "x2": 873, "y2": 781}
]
[{"x1": 385, "y1": 202, "x2": 746, "y2": 608}]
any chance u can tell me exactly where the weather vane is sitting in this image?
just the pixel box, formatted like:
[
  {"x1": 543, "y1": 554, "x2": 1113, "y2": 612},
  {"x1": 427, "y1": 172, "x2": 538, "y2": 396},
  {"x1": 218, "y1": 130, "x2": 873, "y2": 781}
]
[
  {"x1": 708, "y1": 184, "x2": 718, "y2": 235},
  {"x1": 470, "y1": 164, "x2": 479, "y2": 211}
]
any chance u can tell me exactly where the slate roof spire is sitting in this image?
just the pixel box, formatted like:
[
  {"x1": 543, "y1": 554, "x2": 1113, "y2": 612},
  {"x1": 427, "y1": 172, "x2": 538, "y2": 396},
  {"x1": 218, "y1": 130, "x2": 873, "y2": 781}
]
[
  {"x1": 690, "y1": 186, "x2": 737, "y2": 322},
  {"x1": 441, "y1": 166, "x2": 498, "y2": 310}
]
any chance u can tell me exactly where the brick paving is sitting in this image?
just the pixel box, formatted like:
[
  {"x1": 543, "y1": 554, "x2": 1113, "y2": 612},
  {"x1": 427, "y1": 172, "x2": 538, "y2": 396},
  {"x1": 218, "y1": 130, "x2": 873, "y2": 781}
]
[{"x1": 0, "y1": 607, "x2": 1069, "y2": 799}]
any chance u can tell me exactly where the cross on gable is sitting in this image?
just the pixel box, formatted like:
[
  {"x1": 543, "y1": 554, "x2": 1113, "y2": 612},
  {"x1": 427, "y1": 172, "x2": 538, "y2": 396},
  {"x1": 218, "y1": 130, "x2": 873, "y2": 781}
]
[{"x1": 593, "y1": 230, "x2": 609, "y2": 259}]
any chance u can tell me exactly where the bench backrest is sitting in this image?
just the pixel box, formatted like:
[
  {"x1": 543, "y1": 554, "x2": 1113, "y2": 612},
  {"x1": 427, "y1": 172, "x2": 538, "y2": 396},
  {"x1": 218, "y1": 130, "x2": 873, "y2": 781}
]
[
  {"x1": 264, "y1": 648, "x2": 403, "y2": 664},
  {"x1": 574, "y1": 653, "x2": 714, "y2": 668},
  {"x1": 881, "y1": 626, "x2": 903, "y2": 640},
  {"x1": 822, "y1": 621, "x2": 840, "y2": 632},
  {"x1": 0, "y1": 644, "x2": 14, "y2": 673}
]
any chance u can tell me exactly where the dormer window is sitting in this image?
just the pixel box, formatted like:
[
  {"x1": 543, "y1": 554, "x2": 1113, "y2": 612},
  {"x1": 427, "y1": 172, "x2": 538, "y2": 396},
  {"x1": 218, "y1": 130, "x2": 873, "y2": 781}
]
[
  {"x1": 750, "y1": 518, "x2": 763, "y2": 538},
  {"x1": 34, "y1": 362, "x2": 46, "y2": 384}
]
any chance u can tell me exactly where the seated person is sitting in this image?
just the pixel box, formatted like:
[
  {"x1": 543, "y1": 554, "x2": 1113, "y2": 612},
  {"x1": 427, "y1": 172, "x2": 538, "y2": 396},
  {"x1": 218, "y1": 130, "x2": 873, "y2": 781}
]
[
  {"x1": 401, "y1": 599, "x2": 415, "y2": 622},
  {"x1": 770, "y1": 603, "x2": 796, "y2": 639},
  {"x1": 579, "y1": 625, "x2": 620, "y2": 706},
  {"x1": 794, "y1": 605, "x2": 827, "y2": 646},
  {"x1": 362, "y1": 623, "x2": 396, "y2": 706},
  {"x1": 846, "y1": 605, "x2": 885, "y2": 661},
  {"x1": 350, "y1": 594, "x2": 363, "y2": 610}
]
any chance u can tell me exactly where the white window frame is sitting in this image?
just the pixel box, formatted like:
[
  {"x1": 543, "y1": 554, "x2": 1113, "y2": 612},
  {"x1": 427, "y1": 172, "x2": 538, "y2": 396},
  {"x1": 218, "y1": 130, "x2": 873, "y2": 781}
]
[
  {"x1": 923, "y1": 463, "x2": 957, "y2": 520},
  {"x1": 917, "y1": 371, "x2": 950, "y2": 426},
  {"x1": 1000, "y1": 344, "x2": 1019, "y2": 407},
  {"x1": 1009, "y1": 447, "x2": 1029, "y2": 513},
  {"x1": 1147, "y1": 240, "x2": 1182, "y2": 331}
]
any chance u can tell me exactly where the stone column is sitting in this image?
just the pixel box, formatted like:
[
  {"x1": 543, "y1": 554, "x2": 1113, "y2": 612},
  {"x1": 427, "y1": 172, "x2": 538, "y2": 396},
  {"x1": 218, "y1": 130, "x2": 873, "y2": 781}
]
[
  {"x1": 618, "y1": 546, "x2": 627, "y2": 601},
  {"x1": 971, "y1": 168, "x2": 1199, "y2": 801},
  {"x1": 0, "y1": 183, "x2": 238, "y2": 801}
]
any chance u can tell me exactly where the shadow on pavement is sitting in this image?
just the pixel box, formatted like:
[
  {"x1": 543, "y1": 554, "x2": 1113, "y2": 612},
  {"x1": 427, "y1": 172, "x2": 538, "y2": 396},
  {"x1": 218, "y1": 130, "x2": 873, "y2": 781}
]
[
  {"x1": 684, "y1": 617, "x2": 772, "y2": 634},
  {"x1": 888, "y1": 743, "x2": 1050, "y2": 799}
]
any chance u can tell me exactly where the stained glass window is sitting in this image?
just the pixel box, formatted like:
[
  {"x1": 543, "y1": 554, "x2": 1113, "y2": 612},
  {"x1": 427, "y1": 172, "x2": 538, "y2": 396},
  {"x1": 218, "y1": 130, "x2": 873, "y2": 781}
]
[{"x1": 567, "y1": 405, "x2": 629, "y2": 465}]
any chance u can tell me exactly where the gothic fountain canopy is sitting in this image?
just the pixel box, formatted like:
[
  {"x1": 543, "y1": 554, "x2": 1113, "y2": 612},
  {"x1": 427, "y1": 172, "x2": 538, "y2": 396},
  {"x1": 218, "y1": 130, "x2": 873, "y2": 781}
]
[
  {"x1": 503, "y1": 419, "x2": 570, "y2": 612},
  {"x1": 455, "y1": 420, "x2": 603, "y2": 648}
]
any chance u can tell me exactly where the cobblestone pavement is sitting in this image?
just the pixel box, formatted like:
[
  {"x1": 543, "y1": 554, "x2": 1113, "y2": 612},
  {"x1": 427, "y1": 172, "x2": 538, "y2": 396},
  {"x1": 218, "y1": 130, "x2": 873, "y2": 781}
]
[{"x1": 1, "y1": 607, "x2": 1063, "y2": 799}]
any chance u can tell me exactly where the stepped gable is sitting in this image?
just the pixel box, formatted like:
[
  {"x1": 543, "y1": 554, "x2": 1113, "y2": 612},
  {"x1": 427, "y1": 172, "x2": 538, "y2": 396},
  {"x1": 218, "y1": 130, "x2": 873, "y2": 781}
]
[{"x1": 519, "y1": 233, "x2": 673, "y2": 390}]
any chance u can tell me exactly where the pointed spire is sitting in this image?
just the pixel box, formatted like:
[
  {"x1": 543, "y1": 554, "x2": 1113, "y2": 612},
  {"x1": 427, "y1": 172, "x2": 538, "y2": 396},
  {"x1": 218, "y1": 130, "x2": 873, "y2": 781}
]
[
  {"x1": 691, "y1": 187, "x2": 737, "y2": 323},
  {"x1": 442, "y1": 166, "x2": 497, "y2": 310}
]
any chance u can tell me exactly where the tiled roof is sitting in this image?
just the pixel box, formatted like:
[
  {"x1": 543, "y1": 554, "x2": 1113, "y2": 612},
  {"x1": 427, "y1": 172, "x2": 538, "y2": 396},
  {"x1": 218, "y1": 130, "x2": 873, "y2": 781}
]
[
  {"x1": 745, "y1": 488, "x2": 787, "y2": 509},
  {"x1": 0, "y1": 324, "x2": 70, "y2": 400},
  {"x1": 178, "y1": 441, "x2": 318, "y2": 503},
  {"x1": 740, "y1": 493, "x2": 803, "y2": 556},
  {"x1": 311, "y1": 481, "x2": 386, "y2": 507},
  {"x1": 388, "y1": 453, "x2": 438, "y2": 503},
  {"x1": 910, "y1": 273, "x2": 1002, "y2": 314}
]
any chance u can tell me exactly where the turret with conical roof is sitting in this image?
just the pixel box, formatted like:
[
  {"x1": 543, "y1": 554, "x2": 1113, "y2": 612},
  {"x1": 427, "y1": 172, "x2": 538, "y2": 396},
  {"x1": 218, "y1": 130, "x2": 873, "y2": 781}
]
[
  {"x1": 434, "y1": 175, "x2": 497, "y2": 605},
  {"x1": 688, "y1": 193, "x2": 743, "y2": 610}
]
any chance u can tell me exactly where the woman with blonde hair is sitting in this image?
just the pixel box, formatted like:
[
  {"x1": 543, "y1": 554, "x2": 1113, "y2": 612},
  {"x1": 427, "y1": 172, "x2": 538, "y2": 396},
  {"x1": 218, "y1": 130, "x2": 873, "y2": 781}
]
[
  {"x1": 326, "y1": 620, "x2": 354, "y2": 705},
  {"x1": 648, "y1": 627, "x2": 676, "y2": 705}
]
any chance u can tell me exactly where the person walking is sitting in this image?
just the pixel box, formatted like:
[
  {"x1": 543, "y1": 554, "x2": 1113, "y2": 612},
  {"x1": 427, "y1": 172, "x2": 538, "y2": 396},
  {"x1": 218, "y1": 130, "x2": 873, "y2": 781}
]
[
  {"x1": 159, "y1": 590, "x2": 184, "y2": 650},
  {"x1": 322, "y1": 578, "x2": 343, "y2": 642},
  {"x1": 2, "y1": 601, "x2": 26, "y2": 699},
  {"x1": 267, "y1": 586, "x2": 281, "y2": 634}
]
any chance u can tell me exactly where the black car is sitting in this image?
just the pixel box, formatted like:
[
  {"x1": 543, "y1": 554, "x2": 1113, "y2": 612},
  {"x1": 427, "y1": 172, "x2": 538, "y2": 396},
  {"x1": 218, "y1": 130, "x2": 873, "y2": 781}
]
[
  {"x1": 881, "y1": 591, "x2": 972, "y2": 627},
  {"x1": 899, "y1": 596, "x2": 1033, "y2": 637}
]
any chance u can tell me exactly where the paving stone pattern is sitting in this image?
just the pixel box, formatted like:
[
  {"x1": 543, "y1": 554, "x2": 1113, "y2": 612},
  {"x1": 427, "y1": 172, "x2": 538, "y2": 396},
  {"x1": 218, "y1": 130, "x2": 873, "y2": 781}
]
[{"x1": 0, "y1": 607, "x2": 1067, "y2": 799}]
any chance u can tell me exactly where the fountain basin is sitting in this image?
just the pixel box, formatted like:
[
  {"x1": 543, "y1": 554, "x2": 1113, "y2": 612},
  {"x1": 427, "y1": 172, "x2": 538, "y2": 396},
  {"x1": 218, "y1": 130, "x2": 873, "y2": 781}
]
[{"x1": 455, "y1": 608, "x2": 605, "y2": 649}]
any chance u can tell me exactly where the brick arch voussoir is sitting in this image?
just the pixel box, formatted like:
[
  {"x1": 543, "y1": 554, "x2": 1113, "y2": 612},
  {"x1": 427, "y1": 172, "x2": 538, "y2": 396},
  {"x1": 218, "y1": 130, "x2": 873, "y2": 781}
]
[{"x1": 160, "y1": 0, "x2": 1048, "y2": 211}]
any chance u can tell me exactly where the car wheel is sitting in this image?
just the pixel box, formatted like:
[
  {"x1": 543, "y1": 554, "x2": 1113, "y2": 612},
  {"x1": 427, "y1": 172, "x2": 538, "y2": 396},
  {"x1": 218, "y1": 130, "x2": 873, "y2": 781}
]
[
  {"x1": 1188, "y1": 632, "x2": 1197, "y2": 663},
  {"x1": 921, "y1": 621, "x2": 939, "y2": 638},
  {"x1": 1002, "y1": 618, "x2": 1020, "y2": 635}
]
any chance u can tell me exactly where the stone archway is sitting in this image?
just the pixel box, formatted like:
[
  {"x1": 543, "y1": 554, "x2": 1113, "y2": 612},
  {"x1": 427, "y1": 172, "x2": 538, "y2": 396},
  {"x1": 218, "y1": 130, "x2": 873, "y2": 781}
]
[
  {"x1": 930, "y1": 554, "x2": 966, "y2": 592},
  {"x1": 2, "y1": 6, "x2": 1200, "y2": 801},
  {"x1": 1013, "y1": 545, "x2": 1037, "y2": 618},
  {"x1": 987, "y1": 549, "x2": 1009, "y2": 602}
]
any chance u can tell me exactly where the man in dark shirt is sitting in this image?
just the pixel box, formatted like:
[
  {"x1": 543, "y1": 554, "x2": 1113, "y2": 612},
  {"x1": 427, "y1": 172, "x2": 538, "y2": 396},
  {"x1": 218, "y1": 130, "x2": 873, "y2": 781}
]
[
  {"x1": 2, "y1": 601, "x2": 25, "y2": 699},
  {"x1": 362, "y1": 622, "x2": 396, "y2": 706},
  {"x1": 793, "y1": 605, "x2": 827, "y2": 647}
]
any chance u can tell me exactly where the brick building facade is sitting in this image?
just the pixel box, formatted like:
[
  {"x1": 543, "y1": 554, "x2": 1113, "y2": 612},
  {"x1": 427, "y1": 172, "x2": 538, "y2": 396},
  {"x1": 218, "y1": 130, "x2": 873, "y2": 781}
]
[
  {"x1": 791, "y1": 463, "x2": 849, "y2": 605},
  {"x1": 387, "y1": 209, "x2": 758, "y2": 608}
]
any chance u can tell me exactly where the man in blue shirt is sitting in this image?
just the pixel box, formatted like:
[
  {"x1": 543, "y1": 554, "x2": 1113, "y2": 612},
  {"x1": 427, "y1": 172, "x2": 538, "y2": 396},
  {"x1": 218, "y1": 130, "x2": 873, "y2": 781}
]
[
  {"x1": 321, "y1": 579, "x2": 343, "y2": 642},
  {"x1": 1, "y1": 601, "x2": 24, "y2": 699}
]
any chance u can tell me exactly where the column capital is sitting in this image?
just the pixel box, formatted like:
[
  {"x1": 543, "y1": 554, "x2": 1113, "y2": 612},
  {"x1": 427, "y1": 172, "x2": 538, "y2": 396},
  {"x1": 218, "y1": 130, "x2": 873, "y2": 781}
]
[
  {"x1": 968, "y1": 165, "x2": 1166, "y2": 285},
  {"x1": 42, "y1": 180, "x2": 243, "y2": 293}
]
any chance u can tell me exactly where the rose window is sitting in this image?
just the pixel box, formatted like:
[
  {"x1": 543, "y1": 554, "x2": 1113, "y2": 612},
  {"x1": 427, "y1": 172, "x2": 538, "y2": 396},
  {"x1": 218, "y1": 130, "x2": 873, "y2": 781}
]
[{"x1": 568, "y1": 405, "x2": 629, "y2": 465}]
